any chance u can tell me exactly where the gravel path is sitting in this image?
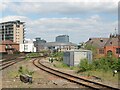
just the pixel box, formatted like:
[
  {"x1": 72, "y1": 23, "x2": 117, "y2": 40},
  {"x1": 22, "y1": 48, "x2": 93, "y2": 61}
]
[{"x1": 2, "y1": 58, "x2": 88, "y2": 89}]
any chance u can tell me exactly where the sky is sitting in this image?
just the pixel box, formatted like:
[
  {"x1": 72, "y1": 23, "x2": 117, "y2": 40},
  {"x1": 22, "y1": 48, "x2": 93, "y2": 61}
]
[{"x1": 0, "y1": 0, "x2": 119, "y2": 44}]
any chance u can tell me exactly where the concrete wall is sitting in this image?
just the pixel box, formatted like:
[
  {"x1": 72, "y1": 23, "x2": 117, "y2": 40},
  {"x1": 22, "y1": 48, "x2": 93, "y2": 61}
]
[
  {"x1": 74, "y1": 51, "x2": 87, "y2": 66},
  {"x1": 63, "y1": 50, "x2": 92, "y2": 66}
]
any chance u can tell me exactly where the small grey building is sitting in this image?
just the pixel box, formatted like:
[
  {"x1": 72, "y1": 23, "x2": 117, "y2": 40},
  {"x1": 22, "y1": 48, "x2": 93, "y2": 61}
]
[
  {"x1": 34, "y1": 38, "x2": 46, "y2": 52},
  {"x1": 63, "y1": 49, "x2": 92, "y2": 66}
]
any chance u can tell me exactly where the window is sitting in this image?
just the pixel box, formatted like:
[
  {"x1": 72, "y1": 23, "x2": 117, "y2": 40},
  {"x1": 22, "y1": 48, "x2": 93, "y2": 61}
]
[
  {"x1": 24, "y1": 45, "x2": 28, "y2": 51},
  {"x1": 99, "y1": 49, "x2": 104, "y2": 54},
  {"x1": 16, "y1": 25, "x2": 20, "y2": 28},
  {"x1": 6, "y1": 44, "x2": 8, "y2": 48},
  {"x1": 110, "y1": 42, "x2": 112, "y2": 44},
  {"x1": 116, "y1": 48, "x2": 120, "y2": 54},
  {"x1": 100, "y1": 39, "x2": 103, "y2": 42}
]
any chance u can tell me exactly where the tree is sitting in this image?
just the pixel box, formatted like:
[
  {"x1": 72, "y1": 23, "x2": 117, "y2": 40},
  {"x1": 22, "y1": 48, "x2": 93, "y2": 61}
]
[{"x1": 84, "y1": 44, "x2": 97, "y2": 59}]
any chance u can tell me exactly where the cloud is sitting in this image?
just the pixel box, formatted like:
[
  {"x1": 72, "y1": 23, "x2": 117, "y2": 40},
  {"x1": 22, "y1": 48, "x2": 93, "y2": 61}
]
[
  {"x1": 0, "y1": 0, "x2": 11, "y2": 12},
  {"x1": 0, "y1": 15, "x2": 29, "y2": 22},
  {"x1": 1, "y1": 15, "x2": 117, "y2": 43},
  {"x1": 2, "y1": 1, "x2": 118, "y2": 16},
  {"x1": 6, "y1": 0, "x2": 119, "y2": 3}
]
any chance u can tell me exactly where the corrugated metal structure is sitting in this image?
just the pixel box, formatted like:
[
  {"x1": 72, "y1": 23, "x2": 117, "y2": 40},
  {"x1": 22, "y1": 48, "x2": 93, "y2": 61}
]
[{"x1": 63, "y1": 49, "x2": 92, "y2": 66}]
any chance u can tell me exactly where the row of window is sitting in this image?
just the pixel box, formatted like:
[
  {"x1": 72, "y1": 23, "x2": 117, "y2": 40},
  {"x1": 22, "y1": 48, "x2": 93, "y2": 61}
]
[{"x1": 99, "y1": 48, "x2": 120, "y2": 54}]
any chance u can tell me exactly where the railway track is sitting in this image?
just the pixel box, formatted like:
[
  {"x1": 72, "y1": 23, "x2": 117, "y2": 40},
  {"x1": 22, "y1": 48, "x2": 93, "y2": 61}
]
[
  {"x1": 33, "y1": 58, "x2": 119, "y2": 90},
  {"x1": 0, "y1": 57, "x2": 24, "y2": 71}
]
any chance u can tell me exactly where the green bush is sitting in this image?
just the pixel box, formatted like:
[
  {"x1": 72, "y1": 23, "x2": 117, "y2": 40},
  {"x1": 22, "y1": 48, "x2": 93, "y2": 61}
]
[
  {"x1": 25, "y1": 53, "x2": 41, "y2": 59},
  {"x1": 78, "y1": 57, "x2": 120, "y2": 72},
  {"x1": 79, "y1": 58, "x2": 93, "y2": 72},
  {"x1": 84, "y1": 44, "x2": 97, "y2": 58},
  {"x1": 50, "y1": 52, "x2": 63, "y2": 61},
  {"x1": 18, "y1": 66, "x2": 34, "y2": 76}
]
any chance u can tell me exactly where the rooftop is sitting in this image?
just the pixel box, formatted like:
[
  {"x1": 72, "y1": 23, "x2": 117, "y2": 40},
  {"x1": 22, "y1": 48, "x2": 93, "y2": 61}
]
[
  {"x1": 56, "y1": 35, "x2": 69, "y2": 37},
  {"x1": 0, "y1": 20, "x2": 25, "y2": 24},
  {"x1": 86, "y1": 38, "x2": 109, "y2": 48},
  {"x1": 1, "y1": 40, "x2": 19, "y2": 45},
  {"x1": 45, "y1": 42, "x2": 77, "y2": 46},
  {"x1": 105, "y1": 37, "x2": 119, "y2": 46}
]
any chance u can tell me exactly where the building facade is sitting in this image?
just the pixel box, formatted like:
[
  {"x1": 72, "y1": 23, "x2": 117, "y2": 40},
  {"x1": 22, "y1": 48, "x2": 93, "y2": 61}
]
[
  {"x1": 0, "y1": 40, "x2": 19, "y2": 54},
  {"x1": 85, "y1": 38, "x2": 109, "y2": 58},
  {"x1": 0, "y1": 20, "x2": 25, "y2": 44},
  {"x1": 34, "y1": 38, "x2": 46, "y2": 52},
  {"x1": 85, "y1": 34, "x2": 120, "y2": 58},
  {"x1": 45, "y1": 42, "x2": 77, "y2": 52},
  {"x1": 56, "y1": 35, "x2": 69, "y2": 43},
  {"x1": 20, "y1": 39, "x2": 36, "y2": 52},
  {"x1": 104, "y1": 36, "x2": 120, "y2": 58}
]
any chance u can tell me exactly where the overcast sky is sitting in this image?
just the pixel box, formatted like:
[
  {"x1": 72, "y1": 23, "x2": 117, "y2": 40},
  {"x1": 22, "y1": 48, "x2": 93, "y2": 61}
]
[{"x1": 0, "y1": 0, "x2": 119, "y2": 44}]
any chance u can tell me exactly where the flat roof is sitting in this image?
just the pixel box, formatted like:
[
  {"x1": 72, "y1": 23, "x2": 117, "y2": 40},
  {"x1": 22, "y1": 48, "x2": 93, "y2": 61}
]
[
  {"x1": 45, "y1": 42, "x2": 77, "y2": 46},
  {"x1": 0, "y1": 20, "x2": 25, "y2": 24},
  {"x1": 64, "y1": 49, "x2": 92, "y2": 52}
]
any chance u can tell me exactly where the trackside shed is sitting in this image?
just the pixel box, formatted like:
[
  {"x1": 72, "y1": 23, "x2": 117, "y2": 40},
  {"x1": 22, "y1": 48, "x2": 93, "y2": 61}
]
[{"x1": 63, "y1": 50, "x2": 92, "y2": 66}]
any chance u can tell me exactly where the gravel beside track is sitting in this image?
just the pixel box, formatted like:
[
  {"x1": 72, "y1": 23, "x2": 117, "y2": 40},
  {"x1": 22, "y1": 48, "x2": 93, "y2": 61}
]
[{"x1": 2, "y1": 58, "x2": 87, "y2": 88}]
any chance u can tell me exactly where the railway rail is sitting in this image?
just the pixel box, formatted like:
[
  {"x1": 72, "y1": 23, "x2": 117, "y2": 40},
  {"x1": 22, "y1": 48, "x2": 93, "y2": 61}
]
[
  {"x1": 33, "y1": 58, "x2": 119, "y2": 90},
  {"x1": 0, "y1": 57, "x2": 24, "y2": 71}
]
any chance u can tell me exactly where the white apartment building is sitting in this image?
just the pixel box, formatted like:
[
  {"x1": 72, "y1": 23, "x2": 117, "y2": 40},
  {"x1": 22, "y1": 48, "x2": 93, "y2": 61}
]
[
  {"x1": 0, "y1": 20, "x2": 25, "y2": 44},
  {"x1": 20, "y1": 39, "x2": 36, "y2": 52}
]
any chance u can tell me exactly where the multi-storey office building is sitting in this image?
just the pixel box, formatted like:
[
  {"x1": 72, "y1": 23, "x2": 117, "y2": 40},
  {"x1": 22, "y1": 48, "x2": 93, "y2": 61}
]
[
  {"x1": 0, "y1": 20, "x2": 25, "y2": 44},
  {"x1": 56, "y1": 35, "x2": 69, "y2": 43}
]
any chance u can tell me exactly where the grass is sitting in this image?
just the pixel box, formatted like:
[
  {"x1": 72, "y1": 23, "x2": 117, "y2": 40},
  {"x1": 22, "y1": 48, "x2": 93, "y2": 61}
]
[
  {"x1": 8, "y1": 71, "x2": 19, "y2": 78},
  {"x1": 18, "y1": 66, "x2": 34, "y2": 76},
  {"x1": 78, "y1": 69, "x2": 118, "y2": 83},
  {"x1": 25, "y1": 57, "x2": 31, "y2": 60},
  {"x1": 53, "y1": 61, "x2": 79, "y2": 71},
  {"x1": 8, "y1": 66, "x2": 35, "y2": 78},
  {"x1": 53, "y1": 60, "x2": 118, "y2": 84},
  {"x1": 53, "y1": 61, "x2": 69, "y2": 69},
  {"x1": 24, "y1": 52, "x2": 41, "y2": 60},
  {"x1": 70, "y1": 66, "x2": 79, "y2": 71},
  {"x1": 26, "y1": 53, "x2": 41, "y2": 58}
]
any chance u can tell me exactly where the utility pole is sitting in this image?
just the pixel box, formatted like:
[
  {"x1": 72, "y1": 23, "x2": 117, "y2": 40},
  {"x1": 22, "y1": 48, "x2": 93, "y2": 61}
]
[{"x1": 115, "y1": 27, "x2": 117, "y2": 35}]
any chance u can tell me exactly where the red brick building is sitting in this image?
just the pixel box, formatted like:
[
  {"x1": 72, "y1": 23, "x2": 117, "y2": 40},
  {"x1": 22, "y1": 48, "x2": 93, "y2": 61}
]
[
  {"x1": 104, "y1": 36, "x2": 120, "y2": 58},
  {"x1": 86, "y1": 38, "x2": 109, "y2": 58},
  {"x1": 86, "y1": 34, "x2": 120, "y2": 58},
  {"x1": 0, "y1": 40, "x2": 19, "y2": 54}
]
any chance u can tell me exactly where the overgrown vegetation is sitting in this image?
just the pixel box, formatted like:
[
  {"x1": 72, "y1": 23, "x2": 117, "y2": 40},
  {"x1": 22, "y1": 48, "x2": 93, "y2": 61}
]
[
  {"x1": 26, "y1": 53, "x2": 40, "y2": 58},
  {"x1": 53, "y1": 61, "x2": 69, "y2": 68},
  {"x1": 50, "y1": 52, "x2": 63, "y2": 61},
  {"x1": 25, "y1": 52, "x2": 41, "y2": 60},
  {"x1": 83, "y1": 44, "x2": 120, "y2": 72},
  {"x1": 78, "y1": 57, "x2": 120, "y2": 72},
  {"x1": 84, "y1": 44, "x2": 97, "y2": 58},
  {"x1": 18, "y1": 66, "x2": 34, "y2": 76}
]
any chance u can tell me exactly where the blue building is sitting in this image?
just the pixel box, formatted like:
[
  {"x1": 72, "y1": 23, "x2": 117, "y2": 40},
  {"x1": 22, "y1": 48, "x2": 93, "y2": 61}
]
[{"x1": 56, "y1": 35, "x2": 69, "y2": 43}]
